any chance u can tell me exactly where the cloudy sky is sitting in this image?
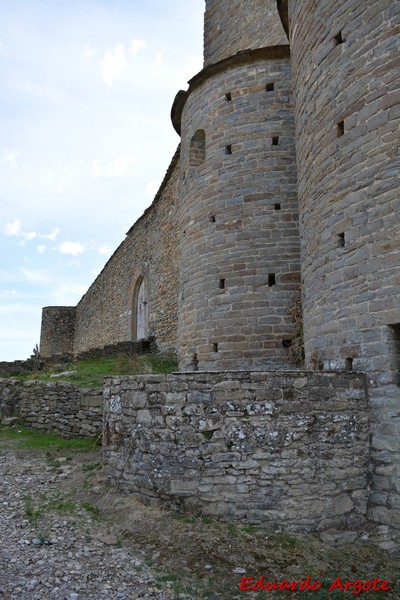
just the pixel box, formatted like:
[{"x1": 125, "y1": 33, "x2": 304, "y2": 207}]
[{"x1": 0, "y1": 0, "x2": 204, "y2": 361}]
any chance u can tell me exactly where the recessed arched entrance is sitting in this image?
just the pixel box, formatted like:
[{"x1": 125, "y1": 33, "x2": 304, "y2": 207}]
[{"x1": 132, "y1": 276, "x2": 148, "y2": 341}]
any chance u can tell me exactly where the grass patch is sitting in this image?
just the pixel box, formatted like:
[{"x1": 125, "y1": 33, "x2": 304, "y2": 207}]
[
  {"x1": 24, "y1": 495, "x2": 41, "y2": 522},
  {"x1": 0, "y1": 423, "x2": 96, "y2": 452},
  {"x1": 13, "y1": 353, "x2": 178, "y2": 389},
  {"x1": 81, "y1": 502, "x2": 101, "y2": 520}
]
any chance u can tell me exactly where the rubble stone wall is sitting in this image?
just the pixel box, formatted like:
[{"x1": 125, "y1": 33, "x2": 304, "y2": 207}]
[
  {"x1": 0, "y1": 379, "x2": 102, "y2": 438},
  {"x1": 103, "y1": 371, "x2": 369, "y2": 532}
]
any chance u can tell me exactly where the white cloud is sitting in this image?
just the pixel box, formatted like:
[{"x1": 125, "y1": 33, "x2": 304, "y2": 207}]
[
  {"x1": 4, "y1": 218, "x2": 22, "y2": 236},
  {"x1": 2, "y1": 150, "x2": 18, "y2": 170},
  {"x1": 101, "y1": 43, "x2": 128, "y2": 87},
  {"x1": 40, "y1": 228, "x2": 60, "y2": 241},
  {"x1": 98, "y1": 244, "x2": 113, "y2": 255},
  {"x1": 59, "y1": 241, "x2": 85, "y2": 256},
  {"x1": 131, "y1": 38, "x2": 147, "y2": 57},
  {"x1": 37, "y1": 245, "x2": 46, "y2": 254},
  {"x1": 24, "y1": 231, "x2": 37, "y2": 241}
]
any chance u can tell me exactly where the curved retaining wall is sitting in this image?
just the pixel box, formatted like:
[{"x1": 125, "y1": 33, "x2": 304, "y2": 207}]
[
  {"x1": 103, "y1": 371, "x2": 369, "y2": 532},
  {"x1": 288, "y1": 0, "x2": 400, "y2": 527},
  {"x1": 177, "y1": 52, "x2": 300, "y2": 370}
]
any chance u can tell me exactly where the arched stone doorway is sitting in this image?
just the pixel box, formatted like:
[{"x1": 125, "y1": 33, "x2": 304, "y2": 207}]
[{"x1": 132, "y1": 276, "x2": 148, "y2": 340}]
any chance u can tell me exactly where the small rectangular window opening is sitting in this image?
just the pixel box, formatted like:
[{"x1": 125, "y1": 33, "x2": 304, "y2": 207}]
[
  {"x1": 337, "y1": 120, "x2": 345, "y2": 137},
  {"x1": 225, "y1": 92, "x2": 232, "y2": 102},
  {"x1": 212, "y1": 342, "x2": 219, "y2": 353},
  {"x1": 282, "y1": 339, "x2": 292, "y2": 348},
  {"x1": 334, "y1": 31, "x2": 344, "y2": 46},
  {"x1": 272, "y1": 136, "x2": 279, "y2": 146},
  {"x1": 345, "y1": 357, "x2": 353, "y2": 371},
  {"x1": 209, "y1": 215, "x2": 216, "y2": 223},
  {"x1": 266, "y1": 82, "x2": 275, "y2": 92},
  {"x1": 274, "y1": 203, "x2": 281, "y2": 210},
  {"x1": 219, "y1": 278, "x2": 225, "y2": 289},
  {"x1": 225, "y1": 144, "x2": 232, "y2": 155},
  {"x1": 268, "y1": 274, "x2": 276, "y2": 287},
  {"x1": 337, "y1": 232, "x2": 345, "y2": 247}
]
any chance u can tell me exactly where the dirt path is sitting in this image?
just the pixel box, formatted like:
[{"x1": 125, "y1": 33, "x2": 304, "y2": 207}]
[{"x1": 0, "y1": 427, "x2": 399, "y2": 599}]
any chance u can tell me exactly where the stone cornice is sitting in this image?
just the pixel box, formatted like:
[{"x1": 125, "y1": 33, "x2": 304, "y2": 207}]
[{"x1": 171, "y1": 45, "x2": 291, "y2": 135}]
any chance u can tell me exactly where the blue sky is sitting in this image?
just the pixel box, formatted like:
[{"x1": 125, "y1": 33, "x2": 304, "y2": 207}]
[{"x1": 0, "y1": 0, "x2": 204, "y2": 361}]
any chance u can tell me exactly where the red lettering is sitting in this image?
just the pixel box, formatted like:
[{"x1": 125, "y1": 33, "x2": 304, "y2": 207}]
[
  {"x1": 252, "y1": 576, "x2": 265, "y2": 591},
  {"x1": 289, "y1": 581, "x2": 301, "y2": 591},
  {"x1": 363, "y1": 581, "x2": 372, "y2": 591},
  {"x1": 279, "y1": 580, "x2": 290, "y2": 590},
  {"x1": 328, "y1": 577, "x2": 345, "y2": 592},
  {"x1": 311, "y1": 581, "x2": 322, "y2": 591},
  {"x1": 299, "y1": 576, "x2": 311, "y2": 591},
  {"x1": 344, "y1": 581, "x2": 355, "y2": 591},
  {"x1": 239, "y1": 577, "x2": 253, "y2": 591},
  {"x1": 381, "y1": 580, "x2": 391, "y2": 591},
  {"x1": 352, "y1": 580, "x2": 363, "y2": 595},
  {"x1": 263, "y1": 581, "x2": 280, "y2": 590}
]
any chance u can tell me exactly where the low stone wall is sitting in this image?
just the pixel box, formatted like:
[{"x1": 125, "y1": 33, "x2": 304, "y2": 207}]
[
  {"x1": 0, "y1": 379, "x2": 102, "y2": 438},
  {"x1": 103, "y1": 371, "x2": 369, "y2": 532}
]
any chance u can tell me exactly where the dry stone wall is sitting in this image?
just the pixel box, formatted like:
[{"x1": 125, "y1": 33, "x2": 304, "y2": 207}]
[
  {"x1": 288, "y1": 0, "x2": 400, "y2": 528},
  {"x1": 178, "y1": 52, "x2": 300, "y2": 370},
  {"x1": 103, "y1": 371, "x2": 369, "y2": 532},
  {"x1": 203, "y1": 0, "x2": 287, "y2": 66},
  {"x1": 73, "y1": 153, "x2": 180, "y2": 357},
  {"x1": 0, "y1": 379, "x2": 102, "y2": 438}
]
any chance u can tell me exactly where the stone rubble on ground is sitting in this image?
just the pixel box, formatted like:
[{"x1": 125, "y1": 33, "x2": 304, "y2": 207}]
[{"x1": 0, "y1": 448, "x2": 175, "y2": 600}]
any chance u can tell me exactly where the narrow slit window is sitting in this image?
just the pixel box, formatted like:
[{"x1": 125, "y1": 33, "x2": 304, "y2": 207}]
[
  {"x1": 212, "y1": 342, "x2": 219, "y2": 353},
  {"x1": 219, "y1": 278, "x2": 225, "y2": 289},
  {"x1": 337, "y1": 232, "x2": 345, "y2": 247},
  {"x1": 225, "y1": 92, "x2": 232, "y2": 102},
  {"x1": 274, "y1": 203, "x2": 281, "y2": 210},
  {"x1": 272, "y1": 136, "x2": 279, "y2": 146},
  {"x1": 282, "y1": 339, "x2": 292, "y2": 348},
  {"x1": 337, "y1": 120, "x2": 345, "y2": 137},
  {"x1": 334, "y1": 31, "x2": 344, "y2": 46},
  {"x1": 266, "y1": 82, "x2": 275, "y2": 92},
  {"x1": 209, "y1": 215, "x2": 216, "y2": 223},
  {"x1": 225, "y1": 144, "x2": 232, "y2": 155},
  {"x1": 388, "y1": 324, "x2": 400, "y2": 385},
  {"x1": 268, "y1": 274, "x2": 276, "y2": 287}
]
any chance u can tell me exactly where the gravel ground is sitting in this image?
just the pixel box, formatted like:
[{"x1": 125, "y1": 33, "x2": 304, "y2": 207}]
[
  {"x1": 0, "y1": 448, "x2": 174, "y2": 600},
  {"x1": 1, "y1": 430, "x2": 399, "y2": 600}
]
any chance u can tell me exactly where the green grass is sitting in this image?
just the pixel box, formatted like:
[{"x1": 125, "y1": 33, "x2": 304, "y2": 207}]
[
  {"x1": 0, "y1": 423, "x2": 96, "y2": 452},
  {"x1": 81, "y1": 502, "x2": 101, "y2": 520},
  {"x1": 13, "y1": 353, "x2": 178, "y2": 389}
]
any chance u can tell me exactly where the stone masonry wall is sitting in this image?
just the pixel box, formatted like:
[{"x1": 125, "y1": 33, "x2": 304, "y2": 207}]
[
  {"x1": 103, "y1": 371, "x2": 369, "y2": 532},
  {"x1": 40, "y1": 307, "x2": 76, "y2": 359},
  {"x1": 288, "y1": 0, "x2": 400, "y2": 528},
  {"x1": 178, "y1": 53, "x2": 301, "y2": 370},
  {"x1": 73, "y1": 152, "x2": 180, "y2": 357},
  {"x1": 0, "y1": 379, "x2": 102, "y2": 438},
  {"x1": 203, "y1": 0, "x2": 287, "y2": 67}
]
